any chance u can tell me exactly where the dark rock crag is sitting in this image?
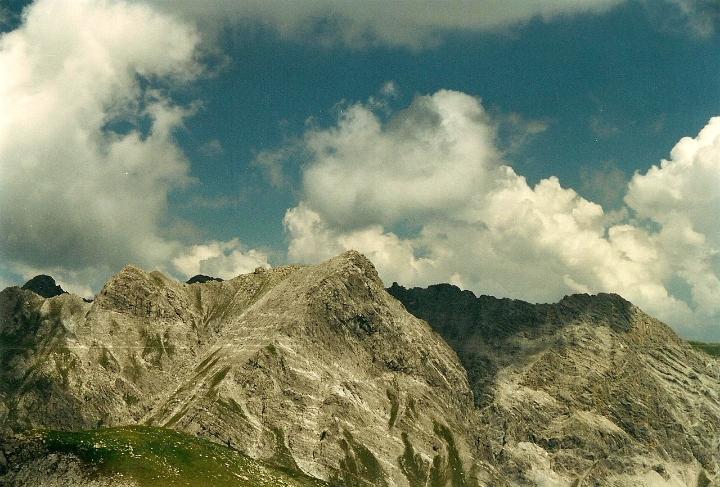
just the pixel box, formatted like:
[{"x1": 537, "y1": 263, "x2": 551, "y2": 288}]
[
  {"x1": 389, "y1": 282, "x2": 720, "y2": 486},
  {"x1": 20, "y1": 275, "x2": 66, "y2": 298},
  {"x1": 186, "y1": 275, "x2": 224, "y2": 285}
]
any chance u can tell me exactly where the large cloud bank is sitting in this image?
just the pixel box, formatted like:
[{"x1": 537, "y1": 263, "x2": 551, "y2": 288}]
[
  {"x1": 277, "y1": 90, "x2": 720, "y2": 339},
  {"x1": 0, "y1": 0, "x2": 267, "y2": 293}
]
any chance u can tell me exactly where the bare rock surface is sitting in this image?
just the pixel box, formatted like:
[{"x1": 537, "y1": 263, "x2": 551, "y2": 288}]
[
  {"x1": 1, "y1": 253, "x2": 718, "y2": 486},
  {"x1": 0, "y1": 252, "x2": 489, "y2": 486},
  {"x1": 388, "y1": 282, "x2": 720, "y2": 486}
]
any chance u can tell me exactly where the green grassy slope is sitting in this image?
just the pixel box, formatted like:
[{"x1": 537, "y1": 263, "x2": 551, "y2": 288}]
[
  {"x1": 41, "y1": 426, "x2": 326, "y2": 487},
  {"x1": 689, "y1": 341, "x2": 720, "y2": 358}
]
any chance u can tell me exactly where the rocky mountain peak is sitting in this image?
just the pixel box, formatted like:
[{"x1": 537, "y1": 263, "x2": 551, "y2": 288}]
[
  {"x1": 186, "y1": 274, "x2": 223, "y2": 284},
  {"x1": 20, "y1": 275, "x2": 65, "y2": 298},
  {"x1": 93, "y1": 265, "x2": 190, "y2": 318},
  {"x1": 2, "y1": 253, "x2": 719, "y2": 486},
  {"x1": 0, "y1": 251, "x2": 485, "y2": 485}
]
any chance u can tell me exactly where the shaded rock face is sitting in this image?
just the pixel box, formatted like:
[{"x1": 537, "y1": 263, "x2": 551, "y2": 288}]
[
  {"x1": 186, "y1": 274, "x2": 223, "y2": 285},
  {"x1": 0, "y1": 253, "x2": 488, "y2": 486},
  {"x1": 20, "y1": 275, "x2": 66, "y2": 298},
  {"x1": 388, "y1": 282, "x2": 720, "y2": 486}
]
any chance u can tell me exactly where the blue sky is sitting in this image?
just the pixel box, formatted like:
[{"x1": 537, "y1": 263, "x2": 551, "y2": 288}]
[
  {"x1": 168, "y1": 1, "x2": 720, "y2": 251},
  {"x1": 1, "y1": 0, "x2": 719, "y2": 339}
]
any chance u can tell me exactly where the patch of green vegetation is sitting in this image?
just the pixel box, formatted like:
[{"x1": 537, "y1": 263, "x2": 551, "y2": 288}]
[
  {"x1": 330, "y1": 430, "x2": 388, "y2": 487},
  {"x1": 208, "y1": 365, "x2": 231, "y2": 390},
  {"x1": 123, "y1": 353, "x2": 143, "y2": 383},
  {"x1": 194, "y1": 348, "x2": 222, "y2": 373},
  {"x1": 266, "y1": 343, "x2": 278, "y2": 356},
  {"x1": 386, "y1": 389, "x2": 400, "y2": 430},
  {"x1": 398, "y1": 432, "x2": 429, "y2": 485},
  {"x1": 163, "y1": 405, "x2": 190, "y2": 428},
  {"x1": 1, "y1": 297, "x2": 61, "y2": 393},
  {"x1": 175, "y1": 354, "x2": 221, "y2": 398},
  {"x1": 140, "y1": 331, "x2": 164, "y2": 367},
  {"x1": 123, "y1": 392, "x2": 139, "y2": 406},
  {"x1": 53, "y1": 347, "x2": 78, "y2": 387},
  {"x1": 429, "y1": 422, "x2": 467, "y2": 487},
  {"x1": 270, "y1": 426, "x2": 300, "y2": 472},
  {"x1": 149, "y1": 273, "x2": 167, "y2": 287},
  {"x1": 47, "y1": 298, "x2": 65, "y2": 320},
  {"x1": 689, "y1": 341, "x2": 720, "y2": 358},
  {"x1": 140, "y1": 330, "x2": 175, "y2": 367},
  {"x1": 149, "y1": 358, "x2": 228, "y2": 425},
  {"x1": 697, "y1": 469, "x2": 712, "y2": 487},
  {"x1": 216, "y1": 397, "x2": 250, "y2": 423},
  {"x1": 404, "y1": 396, "x2": 418, "y2": 421},
  {"x1": 163, "y1": 330, "x2": 176, "y2": 356},
  {"x1": 98, "y1": 347, "x2": 119, "y2": 372},
  {"x1": 42, "y1": 425, "x2": 326, "y2": 487},
  {"x1": 205, "y1": 298, "x2": 236, "y2": 332}
]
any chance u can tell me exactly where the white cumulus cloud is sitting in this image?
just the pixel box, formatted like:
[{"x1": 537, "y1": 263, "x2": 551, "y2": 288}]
[
  {"x1": 172, "y1": 239, "x2": 270, "y2": 280},
  {"x1": 301, "y1": 90, "x2": 502, "y2": 229},
  {"x1": 280, "y1": 89, "x2": 719, "y2": 339},
  {"x1": 626, "y1": 118, "x2": 720, "y2": 325},
  {"x1": 0, "y1": 0, "x2": 265, "y2": 291}
]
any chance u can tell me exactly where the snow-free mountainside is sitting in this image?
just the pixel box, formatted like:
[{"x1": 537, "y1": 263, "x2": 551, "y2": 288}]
[{"x1": 1, "y1": 251, "x2": 719, "y2": 486}]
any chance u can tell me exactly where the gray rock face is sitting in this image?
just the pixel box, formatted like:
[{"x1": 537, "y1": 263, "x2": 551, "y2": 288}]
[
  {"x1": 0, "y1": 253, "x2": 487, "y2": 486},
  {"x1": 388, "y1": 282, "x2": 720, "y2": 486},
  {"x1": 1, "y1": 253, "x2": 718, "y2": 486}
]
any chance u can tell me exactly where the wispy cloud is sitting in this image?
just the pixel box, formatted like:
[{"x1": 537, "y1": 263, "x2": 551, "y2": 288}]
[
  {"x1": 589, "y1": 116, "x2": 620, "y2": 139},
  {"x1": 664, "y1": 0, "x2": 720, "y2": 38},
  {"x1": 197, "y1": 138, "x2": 224, "y2": 157},
  {"x1": 148, "y1": 0, "x2": 625, "y2": 49}
]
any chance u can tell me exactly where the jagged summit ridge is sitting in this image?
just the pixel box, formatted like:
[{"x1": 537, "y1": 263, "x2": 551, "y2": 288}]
[
  {"x1": 1, "y1": 253, "x2": 718, "y2": 486},
  {"x1": 20, "y1": 275, "x2": 66, "y2": 298},
  {"x1": 388, "y1": 281, "x2": 663, "y2": 337},
  {"x1": 389, "y1": 281, "x2": 720, "y2": 486}
]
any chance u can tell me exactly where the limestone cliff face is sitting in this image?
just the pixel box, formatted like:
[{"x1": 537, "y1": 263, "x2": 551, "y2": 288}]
[
  {"x1": 388, "y1": 283, "x2": 720, "y2": 486},
  {"x1": 0, "y1": 253, "x2": 488, "y2": 486},
  {"x1": 2, "y1": 254, "x2": 719, "y2": 486}
]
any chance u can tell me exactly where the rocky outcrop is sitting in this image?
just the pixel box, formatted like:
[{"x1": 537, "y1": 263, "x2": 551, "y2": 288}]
[
  {"x1": 389, "y1": 282, "x2": 720, "y2": 486},
  {"x1": 0, "y1": 253, "x2": 492, "y2": 486},
  {"x1": 20, "y1": 275, "x2": 66, "y2": 298}
]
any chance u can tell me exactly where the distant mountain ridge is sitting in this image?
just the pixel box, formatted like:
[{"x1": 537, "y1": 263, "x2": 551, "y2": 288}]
[
  {"x1": 1, "y1": 254, "x2": 719, "y2": 486},
  {"x1": 388, "y1": 282, "x2": 720, "y2": 486}
]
